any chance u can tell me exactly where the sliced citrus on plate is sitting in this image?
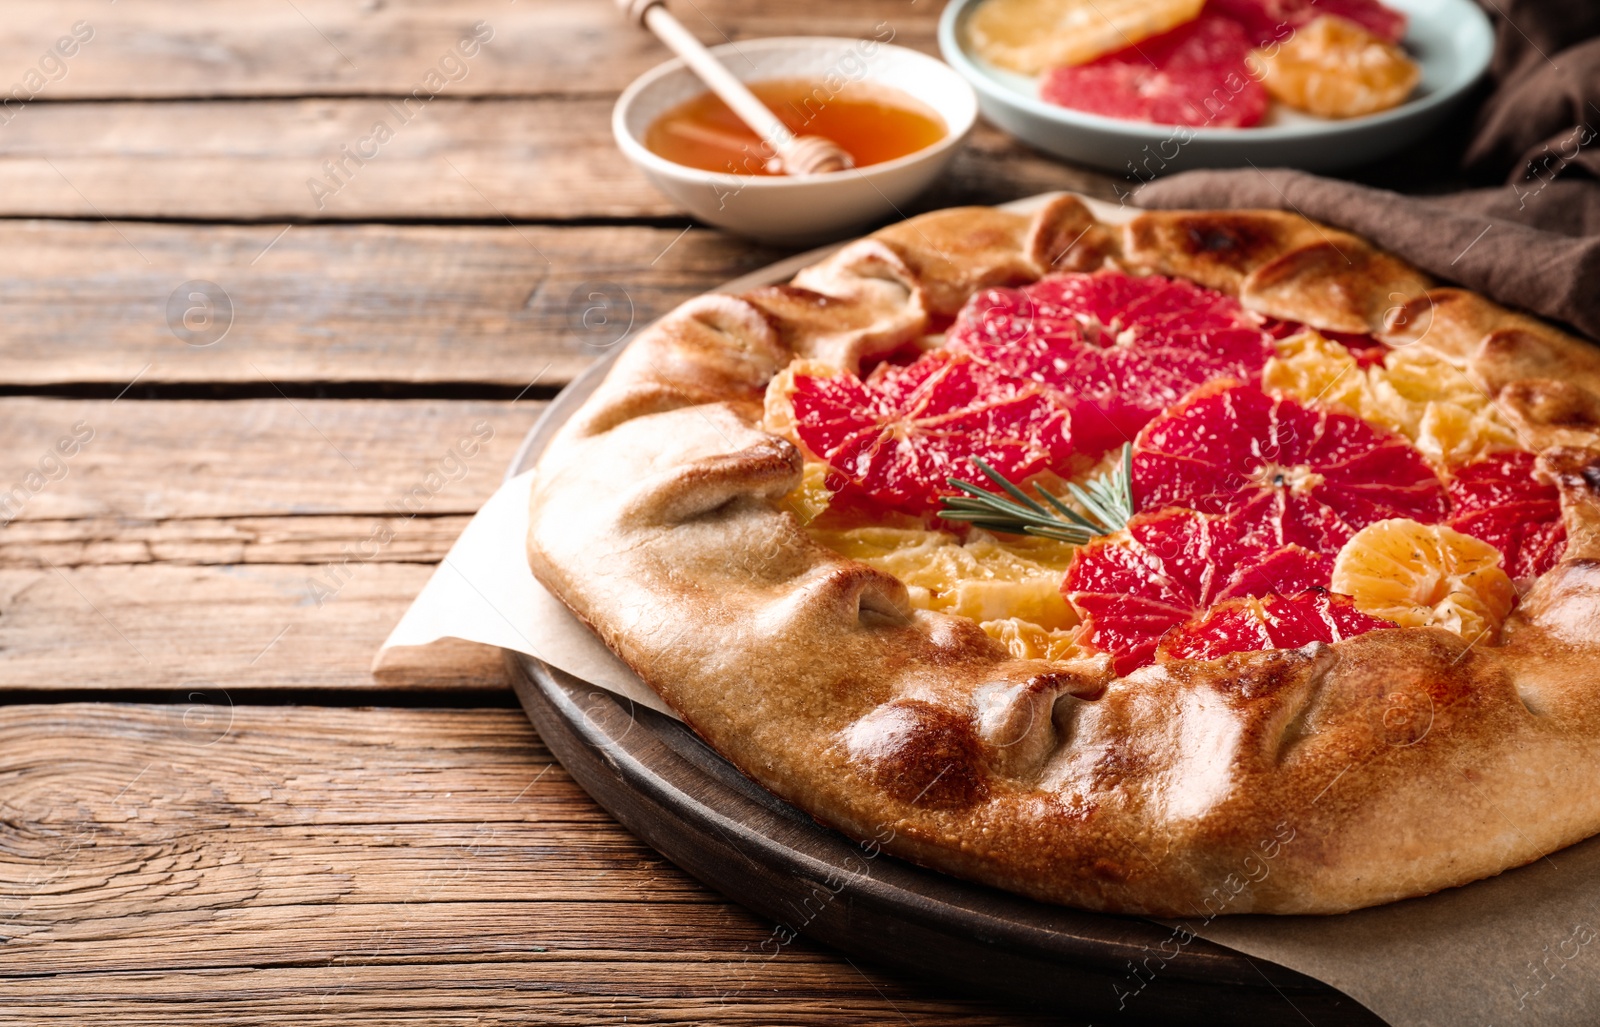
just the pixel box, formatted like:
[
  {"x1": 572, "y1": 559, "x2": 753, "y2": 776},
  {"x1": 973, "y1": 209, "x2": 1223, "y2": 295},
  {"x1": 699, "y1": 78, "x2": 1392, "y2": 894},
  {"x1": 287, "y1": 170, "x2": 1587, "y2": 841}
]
[
  {"x1": 1331, "y1": 518, "x2": 1516, "y2": 642},
  {"x1": 1209, "y1": 0, "x2": 1407, "y2": 46},
  {"x1": 1255, "y1": 15, "x2": 1419, "y2": 119},
  {"x1": 1039, "y1": 12, "x2": 1269, "y2": 128}
]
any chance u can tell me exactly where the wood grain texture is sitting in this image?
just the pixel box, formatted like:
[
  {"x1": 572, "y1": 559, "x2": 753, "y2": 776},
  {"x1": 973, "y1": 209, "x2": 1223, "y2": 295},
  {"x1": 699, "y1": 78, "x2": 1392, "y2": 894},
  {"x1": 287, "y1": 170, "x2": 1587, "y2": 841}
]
[
  {"x1": 0, "y1": 0, "x2": 935, "y2": 98},
  {"x1": 0, "y1": 703, "x2": 1056, "y2": 1025},
  {"x1": 0, "y1": 100, "x2": 1115, "y2": 220},
  {"x1": 0, "y1": 398, "x2": 533, "y2": 522},
  {"x1": 0, "y1": 514, "x2": 469, "y2": 568},
  {"x1": 0, "y1": 561, "x2": 506, "y2": 691},
  {"x1": 0, "y1": 399, "x2": 537, "y2": 692},
  {"x1": 0, "y1": 222, "x2": 777, "y2": 387}
]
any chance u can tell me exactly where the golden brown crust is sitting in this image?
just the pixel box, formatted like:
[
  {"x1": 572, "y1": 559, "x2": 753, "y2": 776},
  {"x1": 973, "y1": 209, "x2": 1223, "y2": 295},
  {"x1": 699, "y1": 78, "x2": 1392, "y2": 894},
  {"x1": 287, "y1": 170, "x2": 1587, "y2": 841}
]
[{"x1": 528, "y1": 196, "x2": 1600, "y2": 915}]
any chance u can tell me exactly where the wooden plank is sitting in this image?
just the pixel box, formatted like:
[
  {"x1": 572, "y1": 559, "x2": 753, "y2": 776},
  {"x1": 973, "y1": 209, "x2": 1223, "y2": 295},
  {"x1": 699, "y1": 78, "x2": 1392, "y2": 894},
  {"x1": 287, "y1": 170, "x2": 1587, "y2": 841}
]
[
  {"x1": 0, "y1": 398, "x2": 537, "y2": 691},
  {"x1": 0, "y1": 561, "x2": 507, "y2": 691},
  {"x1": 0, "y1": 514, "x2": 470, "y2": 568},
  {"x1": 0, "y1": 222, "x2": 778, "y2": 387},
  {"x1": 0, "y1": 703, "x2": 1053, "y2": 1025},
  {"x1": 0, "y1": 1, "x2": 933, "y2": 98},
  {"x1": 0, "y1": 399, "x2": 532, "y2": 522},
  {"x1": 0, "y1": 99, "x2": 1115, "y2": 220}
]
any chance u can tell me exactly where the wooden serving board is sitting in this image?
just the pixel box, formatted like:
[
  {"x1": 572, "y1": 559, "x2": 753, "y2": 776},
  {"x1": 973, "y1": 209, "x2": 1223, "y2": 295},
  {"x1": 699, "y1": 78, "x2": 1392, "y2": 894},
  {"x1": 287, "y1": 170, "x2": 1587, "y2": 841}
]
[{"x1": 503, "y1": 213, "x2": 1386, "y2": 1025}]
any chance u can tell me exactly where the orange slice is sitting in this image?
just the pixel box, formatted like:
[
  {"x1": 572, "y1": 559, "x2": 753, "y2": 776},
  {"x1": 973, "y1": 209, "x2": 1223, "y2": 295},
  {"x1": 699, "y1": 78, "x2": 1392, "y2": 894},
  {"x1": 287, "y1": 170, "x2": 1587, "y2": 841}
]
[
  {"x1": 981, "y1": 617, "x2": 1085, "y2": 661},
  {"x1": 1263, "y1": 331, "x2": 1518, "y2": 467},
  {"x1": 1256, "y1": 15, "x2": 1420, "y2": 119},
  {"x1": 966, "y1": 0, "x2": 1205, "y2": 75},
  {"x1": 811, "y1": 525, "x2": 1079, "y2": 629},
  {"x1": 1330, "y1": 518, "x2": 1516, "y2": 642}
]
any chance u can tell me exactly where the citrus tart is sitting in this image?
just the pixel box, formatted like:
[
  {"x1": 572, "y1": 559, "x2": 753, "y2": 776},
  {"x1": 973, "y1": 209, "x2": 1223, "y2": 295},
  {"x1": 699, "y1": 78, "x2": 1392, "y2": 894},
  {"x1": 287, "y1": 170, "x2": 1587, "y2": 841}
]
[{"x1": 527, "y1": 197, "x2": 1600, "y2": 915}]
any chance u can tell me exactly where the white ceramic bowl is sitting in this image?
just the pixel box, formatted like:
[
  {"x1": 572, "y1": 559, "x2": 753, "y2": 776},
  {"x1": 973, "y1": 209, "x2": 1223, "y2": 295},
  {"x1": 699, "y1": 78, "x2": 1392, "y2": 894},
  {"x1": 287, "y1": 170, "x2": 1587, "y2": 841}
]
[
  {"x1": 613, "y1": 37, "x2": 978, "y2": 246},
  {"x1": 938, "y1": 0, "x2": 1493, "y2": 175}
]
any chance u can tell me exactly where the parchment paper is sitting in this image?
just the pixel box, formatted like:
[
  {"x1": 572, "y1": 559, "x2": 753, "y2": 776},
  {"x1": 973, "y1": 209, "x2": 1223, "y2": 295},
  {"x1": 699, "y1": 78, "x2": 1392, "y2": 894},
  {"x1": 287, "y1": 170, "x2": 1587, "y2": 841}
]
[
  {"x1": 377, "y1": 470, "x2": 675, "y2": 718},
  {"x1": 379, "y1": 469, "x2": 1600, "y2": 1027}
]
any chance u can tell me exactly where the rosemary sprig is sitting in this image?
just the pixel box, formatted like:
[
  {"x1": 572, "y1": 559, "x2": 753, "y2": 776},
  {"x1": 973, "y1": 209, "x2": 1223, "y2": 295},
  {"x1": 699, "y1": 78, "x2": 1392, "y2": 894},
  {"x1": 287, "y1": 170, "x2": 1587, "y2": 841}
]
[{"x1": 939, "y1": 444, "x2": 1134, "y2": 544}]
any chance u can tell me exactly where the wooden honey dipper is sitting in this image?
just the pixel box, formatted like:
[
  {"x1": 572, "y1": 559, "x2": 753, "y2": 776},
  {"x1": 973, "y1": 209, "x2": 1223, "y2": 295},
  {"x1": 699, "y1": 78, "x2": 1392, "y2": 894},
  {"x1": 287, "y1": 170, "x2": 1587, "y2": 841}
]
[{"x1": 618, "y1": 0, "x2": 855, "y2": 175}]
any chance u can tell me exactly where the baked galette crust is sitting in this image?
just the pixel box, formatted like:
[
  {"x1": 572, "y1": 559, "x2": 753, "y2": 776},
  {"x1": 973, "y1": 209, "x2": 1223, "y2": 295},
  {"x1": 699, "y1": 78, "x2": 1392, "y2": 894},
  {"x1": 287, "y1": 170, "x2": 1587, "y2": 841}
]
[{"x1": 527, "y1": 197, "x2": 1600, "y2": 915}]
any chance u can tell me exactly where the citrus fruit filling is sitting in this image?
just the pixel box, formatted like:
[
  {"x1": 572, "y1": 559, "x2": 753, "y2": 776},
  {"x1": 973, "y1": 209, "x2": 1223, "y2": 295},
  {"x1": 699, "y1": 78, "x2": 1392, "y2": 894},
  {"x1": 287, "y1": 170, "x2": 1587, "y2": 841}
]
[
  {"x1": 1445, "y1": 451, "x2": 1566, "y2": 581},
  {"x1": 1130, "y1": 381, "x2": 1449, "y2": 527},
  {"x1": 775, "y1": 269, "x2": 1567, "y2": 671},
  {"x1": 788, "y1": 351, "x2": 1075, "y2": 518},
  {"x1": 1330, "y1": 519, "x2": 1516, "y2": 642},
  {"x1": 947, "y1": 269, "x2": 1276, "y2": 456},
  {"x1": 1157, "y1": 589, "x2": 1396, "y2": 662}
]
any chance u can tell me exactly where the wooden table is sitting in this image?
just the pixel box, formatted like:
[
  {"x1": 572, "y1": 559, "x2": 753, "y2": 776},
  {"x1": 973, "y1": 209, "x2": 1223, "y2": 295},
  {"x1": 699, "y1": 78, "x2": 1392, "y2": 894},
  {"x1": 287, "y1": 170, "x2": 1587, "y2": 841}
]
[{"x1": 0, "y1": 2, "x2": 1138, "y2": 1022}]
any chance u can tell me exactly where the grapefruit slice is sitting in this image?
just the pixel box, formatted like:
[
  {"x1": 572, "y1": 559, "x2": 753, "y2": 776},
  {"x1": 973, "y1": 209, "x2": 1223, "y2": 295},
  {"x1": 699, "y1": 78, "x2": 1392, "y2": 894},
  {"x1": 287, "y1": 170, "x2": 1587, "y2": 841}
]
[
  {"x1": 1157, "y1": 589, "x2": 1395, "y2": 662},
  {"x1": 1039, "y1": 13, "x2": 1269, "y2": 128},
  {"x1": 1331, "y1": 519, "x2": 1516, "y2": 641},
  {"x1": 1447, "y1": 451, "x2": 1567, "y2": 580},
  {"x1": 1209, "y1": 0, "x2": 1407, "y2": 46},
  {"x1": 1062, "y1": 489, "x2": 1343, "y2": 672},
  {"x1": 789, "y1": 352, "x2": 1074, "y2": 518},
  {"x1": 948, "y1": 270, "x2": 1275, "y2": 456},
  {"x1": 1131, "y1": 382, "x2": 1448, "y2": 529}
]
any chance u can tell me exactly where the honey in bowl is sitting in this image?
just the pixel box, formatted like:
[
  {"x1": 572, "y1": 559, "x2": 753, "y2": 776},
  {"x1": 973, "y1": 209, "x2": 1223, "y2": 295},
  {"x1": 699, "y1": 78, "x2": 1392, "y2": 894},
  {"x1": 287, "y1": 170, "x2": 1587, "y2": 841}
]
[{"x1": 645, "y1": 77, "x2": 946, "y2": 175}]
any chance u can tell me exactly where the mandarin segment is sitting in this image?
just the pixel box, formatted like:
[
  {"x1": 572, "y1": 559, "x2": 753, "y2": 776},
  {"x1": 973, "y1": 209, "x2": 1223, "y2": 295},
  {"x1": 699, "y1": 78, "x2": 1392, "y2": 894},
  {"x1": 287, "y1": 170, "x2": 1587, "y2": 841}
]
[
  {"x1": 1331, "y1": 519, "x2": 1516, "y2": 641},
  {"x1": 1256, "y1": 15, "x2": 1419, "y2": 119},
  {"x1": 966, "y1": 0, "x2": 1205, "y2": 74}
]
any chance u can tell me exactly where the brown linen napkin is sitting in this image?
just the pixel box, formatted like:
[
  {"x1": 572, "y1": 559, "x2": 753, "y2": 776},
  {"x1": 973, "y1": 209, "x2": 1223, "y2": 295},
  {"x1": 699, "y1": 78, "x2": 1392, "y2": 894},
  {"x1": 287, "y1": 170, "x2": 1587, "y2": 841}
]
[{"x1": 1134, "y1": 0, "x2": 1600, "y2": 340}]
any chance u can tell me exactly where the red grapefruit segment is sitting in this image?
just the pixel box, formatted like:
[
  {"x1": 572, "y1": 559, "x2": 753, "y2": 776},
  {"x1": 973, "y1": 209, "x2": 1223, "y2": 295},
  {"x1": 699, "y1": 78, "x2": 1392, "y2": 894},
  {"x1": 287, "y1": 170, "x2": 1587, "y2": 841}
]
[
  {"x1": 1447, "y1": 451, "x2": 1567, "y2": 579},
  {"x1": 1157, "y1": 589, "x2": 1396, "y2": 662},
  {"x1": 1039, "y1": 13, "x2": 1269, "y2": 128},
  {"x1": 1207, "y1": 0, "x2": 1407, "y2": 46},
  {"x1": 1062, "y1": 490, "x2": 1340, "y2": 672},
  {"x1": 948, "y1": 270, "x2": 1275, "y2": 456},
  {"x1": 1131, "y1": 383, "x2": 1447, "y2": 528},
  {"x1": 790, "y1": 352, "x2": 1074, "y2": 518}
]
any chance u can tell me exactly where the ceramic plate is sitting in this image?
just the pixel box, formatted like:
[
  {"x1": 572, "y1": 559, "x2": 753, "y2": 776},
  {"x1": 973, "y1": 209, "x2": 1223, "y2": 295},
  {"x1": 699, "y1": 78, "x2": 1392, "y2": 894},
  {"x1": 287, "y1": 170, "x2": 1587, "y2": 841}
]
[{"x1": 938, "y1": 0, "x2": 1493, "y2": 174}]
